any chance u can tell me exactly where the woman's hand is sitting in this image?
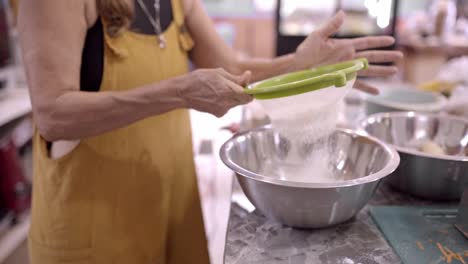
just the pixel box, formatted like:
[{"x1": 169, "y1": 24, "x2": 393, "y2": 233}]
[
  {"x1": 291, "y1": 11, "x2": 403, "y2": 94},
  {"x1": 179, "y1": 68, "x2": 253, "y2": 117}
]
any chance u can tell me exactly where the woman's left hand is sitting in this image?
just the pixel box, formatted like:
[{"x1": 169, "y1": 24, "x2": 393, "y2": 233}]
[{"x1": 291, "y1": 11, "x2": 403, "y2": 94}]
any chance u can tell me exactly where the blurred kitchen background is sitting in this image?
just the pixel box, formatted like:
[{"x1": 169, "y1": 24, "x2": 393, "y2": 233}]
[{"x1": 0, "y1": 0, "x2": 467, "y2": 263}]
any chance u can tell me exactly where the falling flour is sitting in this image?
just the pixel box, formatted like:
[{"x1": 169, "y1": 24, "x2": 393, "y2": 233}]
[{"x1": 258, "y1": 80, "x2": 355, "y2": 182}]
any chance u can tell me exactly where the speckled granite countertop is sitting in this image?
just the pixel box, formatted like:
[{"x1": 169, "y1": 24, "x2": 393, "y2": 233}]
[{"x1": 225, "y1": 183, "x2": 450, "y2": 264}]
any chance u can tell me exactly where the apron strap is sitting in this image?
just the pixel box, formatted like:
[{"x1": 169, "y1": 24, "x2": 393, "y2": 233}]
[
  {"x1": 100, "y1": 0, "x2": 193, "y2": 57},
  {"x1": 171, "y1": 0, "x2": 194, "y2": 51},
  {"x1": 101, "y1": 19, "x2": 129, "y2": 59}
]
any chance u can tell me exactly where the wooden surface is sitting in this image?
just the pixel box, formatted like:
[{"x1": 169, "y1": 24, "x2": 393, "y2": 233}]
[
  {"x1": 398, "y1": 36, "x2": 468, "y2": 84},
  {"x1": 399, "y1": 40, "x2": 468, "y2": 57},
  {"x1": 401, "y1": 48, "x2": 447, "y2": 85}
]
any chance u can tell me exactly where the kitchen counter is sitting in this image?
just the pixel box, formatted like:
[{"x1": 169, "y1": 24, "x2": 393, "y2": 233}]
[{"x1": 225, "y1": 183, "x2": 453, "y2": 264}]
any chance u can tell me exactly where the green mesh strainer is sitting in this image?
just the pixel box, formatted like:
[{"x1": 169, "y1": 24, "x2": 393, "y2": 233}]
[{"x1": 245, "y1": 58, "x2": 368, "y2": 100}]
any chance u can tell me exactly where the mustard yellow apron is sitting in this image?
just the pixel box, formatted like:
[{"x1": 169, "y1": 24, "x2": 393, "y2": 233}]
[{"x1": 29, "y1": 0, "x2": 210, "y2": 263}]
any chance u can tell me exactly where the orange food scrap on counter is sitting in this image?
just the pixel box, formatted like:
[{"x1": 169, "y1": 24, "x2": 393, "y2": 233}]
[
  {"x1": 416, "y1": 240, "x2": 425, "y2": 251},
  {"x1": 444, "y1": 247, "x2": 466, "y2": 264},
  {"x1": 437, "y1": 242, "x2": 454, "y2": 263},
  {"x1": 436, "y1": 242, "x2": 467, "y2": 264}
]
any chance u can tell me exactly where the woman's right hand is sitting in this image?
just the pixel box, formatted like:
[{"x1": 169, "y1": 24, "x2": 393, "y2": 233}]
[{"x1": 179, "y1": 68, "x2": 253, "y2": 117}]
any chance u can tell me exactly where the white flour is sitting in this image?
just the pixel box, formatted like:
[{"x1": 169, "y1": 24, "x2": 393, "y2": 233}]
[{"x1": 258, "y1": 80, "x2": 354, "y2": 182}]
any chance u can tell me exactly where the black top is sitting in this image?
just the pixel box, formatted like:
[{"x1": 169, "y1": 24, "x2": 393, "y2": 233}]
[{"x1": 79, "y1": 0, "x2": 174, "y2": 92}]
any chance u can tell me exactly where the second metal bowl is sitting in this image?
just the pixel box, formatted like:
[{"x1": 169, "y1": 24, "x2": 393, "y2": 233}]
[{"x1": 361, "y1": 112, "x2": 468, "y2": 200}]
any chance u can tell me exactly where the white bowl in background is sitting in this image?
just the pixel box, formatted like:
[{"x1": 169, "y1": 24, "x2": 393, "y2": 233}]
[{"x1": 365, "y1": 87, "x2": 447, "y2": 116}]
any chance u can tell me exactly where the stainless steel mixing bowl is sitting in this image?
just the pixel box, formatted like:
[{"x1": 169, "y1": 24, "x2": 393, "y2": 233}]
[
  {"x1": 220, "y1": 127, "x2": 399, "y2": 228},
  {"x1": 361, "y1": 112, "x2": 468, "y2": 200}
]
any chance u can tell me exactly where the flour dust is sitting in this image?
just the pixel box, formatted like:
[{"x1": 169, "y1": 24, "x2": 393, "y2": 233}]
[{"x1": 257, "y1": 81, "x2": 354, "y2": 183}]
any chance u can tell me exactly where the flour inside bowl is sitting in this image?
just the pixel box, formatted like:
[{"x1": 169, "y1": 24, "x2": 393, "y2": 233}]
[{"x1": 257, "y1": 80, "x2": 355, "y2": 182}]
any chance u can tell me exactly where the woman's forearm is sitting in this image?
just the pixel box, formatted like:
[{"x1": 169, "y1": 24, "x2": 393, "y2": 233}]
[
  {"x1": 20, "y1": 0, "x2": 253, "y2": 143},
  {"x1": 18, "y1": 0, "x2": 188, "y2": 141},
  {"x1": 36, "y1": 76, "x2": 187, "y2": 141}
]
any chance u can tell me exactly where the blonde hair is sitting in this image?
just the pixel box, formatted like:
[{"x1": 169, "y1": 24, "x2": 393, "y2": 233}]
[{"x1": 97, "y1": 0, "x2": 133, "y2": 37}]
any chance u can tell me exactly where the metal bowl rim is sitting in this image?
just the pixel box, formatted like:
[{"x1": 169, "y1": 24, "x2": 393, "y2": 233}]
[
  {"x1": 219, "y1": 126, "x2": 400, "y2": 189},
  {"x1": 360, "y1": 111, "x2": 468, "y2": 162}
]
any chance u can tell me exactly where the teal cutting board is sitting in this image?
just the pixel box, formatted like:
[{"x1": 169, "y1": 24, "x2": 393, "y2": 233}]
[{"x1": 370, "y1": 206, "x2": 468, "y2": 264}]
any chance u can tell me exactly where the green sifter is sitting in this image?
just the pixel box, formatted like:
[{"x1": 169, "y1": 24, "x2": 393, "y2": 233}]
[{"x1": 245, "y1": 58, "x2": 368, "y2": 99}]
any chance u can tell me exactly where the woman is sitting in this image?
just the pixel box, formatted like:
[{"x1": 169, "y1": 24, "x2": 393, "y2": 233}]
[{"x1": 18, "y1": 0, "x2": 402, "y2": 263}]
